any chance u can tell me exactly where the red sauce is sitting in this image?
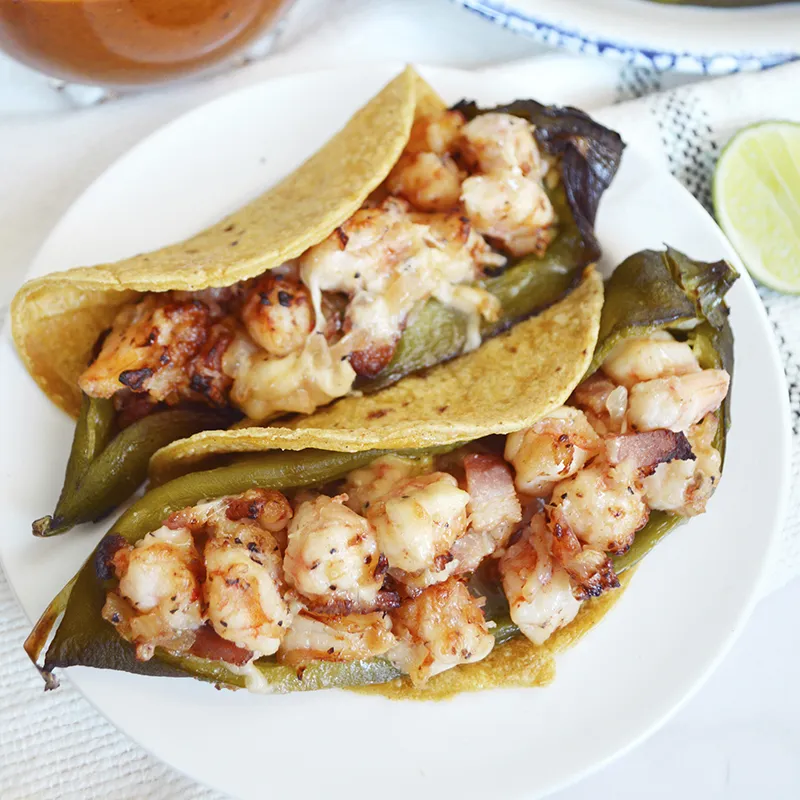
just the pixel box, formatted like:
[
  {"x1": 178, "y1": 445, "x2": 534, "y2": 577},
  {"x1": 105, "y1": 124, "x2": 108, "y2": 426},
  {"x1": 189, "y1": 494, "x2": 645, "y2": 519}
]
[{"x1": 0, "y1": 0, "x2": 292, "y2": 87}]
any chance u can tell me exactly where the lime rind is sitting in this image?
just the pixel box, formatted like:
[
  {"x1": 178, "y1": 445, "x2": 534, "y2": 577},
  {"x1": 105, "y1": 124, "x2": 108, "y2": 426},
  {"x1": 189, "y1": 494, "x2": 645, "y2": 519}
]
[{"x1": 713, "y1": 120, "x2": 800, "y2": 295}]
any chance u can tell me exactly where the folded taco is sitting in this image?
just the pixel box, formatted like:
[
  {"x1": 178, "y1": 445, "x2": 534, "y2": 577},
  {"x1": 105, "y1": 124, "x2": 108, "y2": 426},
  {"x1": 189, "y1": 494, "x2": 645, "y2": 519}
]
[
  {"x1": 12, "y1": 67, "x2": 624, "y2": 536},
  {"x1": 26, "y1": 249, "x2": 736, "y2": 697}
]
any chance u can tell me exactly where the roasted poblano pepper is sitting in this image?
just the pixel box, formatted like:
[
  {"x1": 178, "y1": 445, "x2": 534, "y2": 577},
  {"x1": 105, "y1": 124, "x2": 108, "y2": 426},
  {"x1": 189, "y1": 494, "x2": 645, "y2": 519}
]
[
  {"x1": 37, "y1": 101, "x2": 624, "y2": 534},
  {"x1": 33, "y1": 405, "x2": 235, "y2": 537},
  {"x1": 26, "y1": 247, "x2": 737, "y2": 694}
]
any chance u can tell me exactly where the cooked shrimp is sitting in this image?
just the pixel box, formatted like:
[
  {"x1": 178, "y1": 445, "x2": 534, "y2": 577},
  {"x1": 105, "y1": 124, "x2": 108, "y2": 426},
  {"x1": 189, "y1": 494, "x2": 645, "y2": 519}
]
[
  {"x1": 384, "y1": 104, "x2": 468, "y2": 214},
  {"x1": 505, "y1": 406, "x2": 602, "y2": 496},
  {"x1": 450, "y1": 453, "x2": 522, "y2": 573},
  {"x1": 601, "y1": 332, "x2": 701, "y2": 389},
  {"x1": 240, "y1": 271, "x2": 315, "y2": 357},
  {"x1": 643, "y1": 414, "x2": 722, "y2": 516},
  {"x1": 224, "y1": 330, "x2": 356, "y2": 421},
  {"x1": 102, "y1": 526, "x2": 204, "y2": 661},
  {"x1": 344, "y1": 455, "x2": 432, "y2": 515},
  {"x1": 388, "y1": 578, "x2": 494, "y2": 686},
  {"x1": 80, "y1": 294, "x2": 212, "y2": 402},
  {"x1": 405, "y1": 110, "x2": 466, "y2": 156},
  {"x1": 203, "y1": 498, "x2": 291, "y2": 657},
  {"x1": 459, "y1": 113, "x2": 543, "y2": 177},
  {"x1": 548, "y1": 521, "x2": 619, "y2": 600},
  {"x1": 278, "y1": 599, "x2": 396, "y2": 666},
  {"x1": 627, "y1": 369, "x2": 730, "y2": 432},
  {"x1": 570, "y1": 373, "x2": 629, "y2": 435},
  {"x1": 386, "y1": 151, "x2": 464, "y2": 212},
  {"x1": 367, "y1": 472, "x2": 470, "y2": 587},
  {"x1": 498, "y1": 514, "x2": 582, "y2": 645},
  {"x1": 411, "y1": 210, "x2": 506, "y2": 280},
  {"x1": 548, "y1": 458, "x2": 648, "y2": 555},
  {"x1": 284, "y1": 495, "x2": 396, "y2": 614},
  {"x1": 299, "y1": 197, "x2": 413, "y2": 304},
  {"x1": 461, "y1": 173, "x2": 555, "y2": 257}
]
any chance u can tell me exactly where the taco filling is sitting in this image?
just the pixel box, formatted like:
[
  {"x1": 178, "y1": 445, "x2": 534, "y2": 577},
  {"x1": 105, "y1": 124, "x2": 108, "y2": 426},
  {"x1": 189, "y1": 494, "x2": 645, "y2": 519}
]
[
  {"x1": 80, "y1": 110, "x2": 567, "y2": 423},
  {"x1": 91, "y1": 333, "x2": 728, "y2": 688}
]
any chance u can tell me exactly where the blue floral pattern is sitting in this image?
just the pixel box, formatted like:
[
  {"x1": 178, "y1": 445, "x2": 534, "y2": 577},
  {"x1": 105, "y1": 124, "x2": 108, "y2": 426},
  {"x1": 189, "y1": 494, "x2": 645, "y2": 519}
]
[{"x1": 453, "y1": 0, "x2": 797, "y2": 74}]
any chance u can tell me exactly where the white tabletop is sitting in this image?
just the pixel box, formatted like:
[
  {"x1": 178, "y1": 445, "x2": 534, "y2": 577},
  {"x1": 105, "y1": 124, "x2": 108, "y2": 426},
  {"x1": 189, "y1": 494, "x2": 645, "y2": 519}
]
[{"x1": 0, "y1": 1, "x2": 798, "y2": 797}]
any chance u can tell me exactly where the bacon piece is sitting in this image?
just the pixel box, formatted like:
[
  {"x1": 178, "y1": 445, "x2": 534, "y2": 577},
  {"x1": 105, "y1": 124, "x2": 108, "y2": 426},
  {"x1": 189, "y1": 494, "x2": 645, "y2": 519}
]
[
  {"x1": 451, "y1": 453, "x2": 522, "y2": 574},
  {"x1": 189, "y1": 622, "x2": 253, "y2": 666},
  {"x1": 605, "y1": 430, "x2": 694, "y2": 473}
]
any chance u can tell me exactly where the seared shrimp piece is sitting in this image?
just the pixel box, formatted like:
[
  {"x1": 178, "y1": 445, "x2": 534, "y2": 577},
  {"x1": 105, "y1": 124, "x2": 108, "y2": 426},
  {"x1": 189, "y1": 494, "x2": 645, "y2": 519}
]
[
  {"x1": 299, "y1": 197, "x2": 413, "y2": 303},
  {"x1": 627, "y1": 370, "x2": 730, "y2": 433},
  {"x1": 461, "y1": 173, "x2": 555, "y2": 257},
  {"x1": 224, "y1": 330, "x2": 356, "y2": 421},
  {"x1": 386, "y1": 151, "x2": 464, "y2": 212},
  {"x1": 240, "y1": 271, "x2": 315, "y2": 357},
  {"x1": 278, "y1": 599, "x2": 396, "y2": 666},
  {"x1": 344, "y1": 455, "x2": 432, "y2": 515},
  {"x1": 284, "y1": 495, "x2": 396, "y2": 614},
  {"x1": 411, "y1": 210, "x2": 506, "y2": 280},
  {"x1": 548, "y1": 522, "x2": 619, "y2": 600},
  {"x1": 367, "y1": 473, "x2": 470, "y2": 587},
  {"x1": 601, "y1": 331, "x2": 701, "y2": 389},
  {"x1": 386, "y1": 107, "x2": 469, "y2": 212},
  {"x1": 204, "y1": 519, "x2": 290, "y2": 658},
  {"x1": 450, "y1": 453, "x2": 522, "y2": 573},
  {"x1": 498, "y1": 514, "x2": 581, "y2": 645},
  {"x1": 102, "y1": 526, "x2": 204, "y2": 661},
  {"x1": 570, "y1": 373, "x2": 629, "y2": 435},
  {"x1": 505, "y1": 407, "x2": 602, "y2": 496},
  {"x1": 405, "y1": 110, "x2": 466, "y2": 155},
  {"x1": 643, "y1": 414, "x2": 722, "y2": 516},
  {"x1": 548, "y1": 459, "x2": 649, "y2": 555},
  {"x1": 459, "y1": 113, "x2": 543, "y2": 177},
  {"x1": 388, "y1": 578, "x2": 494, "y2": 686},
  {"x1": 80, "y1": 294, "x2": 212, "y2": 402}
]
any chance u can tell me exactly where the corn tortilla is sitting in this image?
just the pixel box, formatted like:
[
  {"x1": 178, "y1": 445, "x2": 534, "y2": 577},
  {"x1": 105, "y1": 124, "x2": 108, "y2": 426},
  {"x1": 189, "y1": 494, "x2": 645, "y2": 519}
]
[
  {"x1": 11, "y1": 67, "x2": 420, "y2": 417},
  {"x1": 149, "y1": 268, "x2": 603, "y2": 482}
]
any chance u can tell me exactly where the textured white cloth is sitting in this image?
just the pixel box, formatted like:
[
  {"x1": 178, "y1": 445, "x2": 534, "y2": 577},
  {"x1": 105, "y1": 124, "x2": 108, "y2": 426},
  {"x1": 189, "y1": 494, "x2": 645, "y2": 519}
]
[{"x1": 1, "y1": 1, "x2": 799, "y2": 797}]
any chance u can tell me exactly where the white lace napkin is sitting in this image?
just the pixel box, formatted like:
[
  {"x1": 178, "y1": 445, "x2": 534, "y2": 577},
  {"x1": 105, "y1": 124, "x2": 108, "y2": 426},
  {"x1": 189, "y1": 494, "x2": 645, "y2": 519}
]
[{"x1": 1, "y1": 7, "x2": 798, "y2": 795}]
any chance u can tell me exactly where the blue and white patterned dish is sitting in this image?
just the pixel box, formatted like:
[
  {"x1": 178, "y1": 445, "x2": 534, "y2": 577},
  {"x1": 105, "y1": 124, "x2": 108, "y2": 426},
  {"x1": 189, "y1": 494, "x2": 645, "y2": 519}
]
[{"x1": 452, "y1": 0, "x2": 798, "y2": 74}]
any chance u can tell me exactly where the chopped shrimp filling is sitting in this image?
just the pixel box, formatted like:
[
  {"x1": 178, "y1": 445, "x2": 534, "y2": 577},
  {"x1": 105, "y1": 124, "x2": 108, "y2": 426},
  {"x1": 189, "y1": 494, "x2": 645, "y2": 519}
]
[
  {"x1": 103, "y1": 333, "x2": 729, "y2": 685},
  {"x1": 80, "y1": 110, "x2": 557, "y2": 422}
]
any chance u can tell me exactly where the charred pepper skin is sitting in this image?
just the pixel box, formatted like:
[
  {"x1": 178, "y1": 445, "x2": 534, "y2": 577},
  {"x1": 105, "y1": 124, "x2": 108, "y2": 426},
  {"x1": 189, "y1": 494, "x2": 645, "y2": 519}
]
[{"x1": 33, "y1": 405, "x2": 232, "y2": 537}]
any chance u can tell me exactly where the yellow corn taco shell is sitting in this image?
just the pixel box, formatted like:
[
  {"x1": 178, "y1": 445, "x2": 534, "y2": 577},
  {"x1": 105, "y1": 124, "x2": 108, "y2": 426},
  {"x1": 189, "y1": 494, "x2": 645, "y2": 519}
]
[
  {"x1": 11, "y1": 67, "x2": 422, "y2": 417},
  {"x1": 149, "y1": 267, "x2": 603, "y2": 482}
]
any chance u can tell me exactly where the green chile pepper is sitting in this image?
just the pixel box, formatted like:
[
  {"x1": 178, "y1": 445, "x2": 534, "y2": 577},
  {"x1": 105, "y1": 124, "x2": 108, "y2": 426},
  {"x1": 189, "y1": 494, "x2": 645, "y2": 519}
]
[
  {"x1": 33, "y1": 406, "x2": 233, "y2": 537},
  {"x1": 604, "y1": 250, "x2": 737, "y2": 572},
  {"x1": 33, "y1": 395, "x2": 116, "y2": 537},
  {"x1": 28, "y1": 249, "x2": 737, "y2": 693}
]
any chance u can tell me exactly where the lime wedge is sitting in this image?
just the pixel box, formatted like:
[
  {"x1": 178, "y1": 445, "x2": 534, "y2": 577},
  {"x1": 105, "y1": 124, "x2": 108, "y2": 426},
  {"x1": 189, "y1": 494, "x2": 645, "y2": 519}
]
[{"x1": 713, "y1": 120, "x2": 800, "y2": 294}]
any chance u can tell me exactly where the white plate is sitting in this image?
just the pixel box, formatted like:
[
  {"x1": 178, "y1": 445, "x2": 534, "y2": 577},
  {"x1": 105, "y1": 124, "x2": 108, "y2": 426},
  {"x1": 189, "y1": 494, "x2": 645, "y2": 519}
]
[
  {"x1": 0, "y1": 64, "x2": 791, "y2": 800},
  {"x1": 453, "y1": 0, "x2": 799, "y2": 73}
]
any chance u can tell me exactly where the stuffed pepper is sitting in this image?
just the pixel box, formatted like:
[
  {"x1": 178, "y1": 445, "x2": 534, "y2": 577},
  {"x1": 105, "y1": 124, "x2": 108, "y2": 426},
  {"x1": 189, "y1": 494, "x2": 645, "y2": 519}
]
[{"x1": 27, "y1": 249, "x2": 736, "y2": 697}]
